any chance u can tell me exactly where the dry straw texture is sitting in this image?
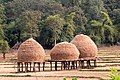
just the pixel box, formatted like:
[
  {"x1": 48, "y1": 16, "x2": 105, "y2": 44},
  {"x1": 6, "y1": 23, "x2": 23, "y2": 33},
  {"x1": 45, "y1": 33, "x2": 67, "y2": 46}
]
[
  {"x1": 71, "y1": 34, "x2": 98, "y2": 58},
  {"x1": 18, "y1": 38, "x2": 45, "y2": 62},
  {"x1": 50, "y1": 42, "x2": 80, "y2": 61}
]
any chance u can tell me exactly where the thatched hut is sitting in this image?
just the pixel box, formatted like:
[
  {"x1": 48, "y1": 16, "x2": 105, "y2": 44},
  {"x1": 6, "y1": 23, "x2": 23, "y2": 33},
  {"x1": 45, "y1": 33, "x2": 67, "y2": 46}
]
[
  {"x1": 50, "y1": 42, "x2": 80, "y2": 61},
  {"x1": 71, "y1": 34, "x2": 98, "y2": 58},
  {"x1": 18, "y1": 38, "x2": 45, "y2": 62}
]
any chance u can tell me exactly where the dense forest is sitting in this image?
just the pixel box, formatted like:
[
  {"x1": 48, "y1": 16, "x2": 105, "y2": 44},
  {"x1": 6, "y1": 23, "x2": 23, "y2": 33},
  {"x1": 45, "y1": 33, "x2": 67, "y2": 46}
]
[{"x1": 0, "y1": 0, "x2": 120, "y2": 49}]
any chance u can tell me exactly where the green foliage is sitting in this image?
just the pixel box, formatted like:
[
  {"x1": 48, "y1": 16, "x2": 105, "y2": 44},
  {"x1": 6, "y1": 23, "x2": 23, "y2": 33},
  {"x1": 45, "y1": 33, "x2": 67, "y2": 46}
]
[
  {"x1": 45, "y1": 14, "x2": 65, "y2": 45},
  {"x1": 72, "y1": 77, "x2": 77, "y2": 80},
  {"x1": 60, "y1": 12, "x2": 75, "y2": 42},
  {"x1": 110, "y1": 68, "x2": 120, "y2": 80},
  {"x1": 63, "y1": 77, "x2": 77, "y2": 80},
  {"x1": 0, "y1": 4, "x2": 6, "y2": 24},
  {"x1": 0, "y1": 22, "x2": 9, "y2": 55},
  {"x1": 17, "y1": 10, "x2": 41, "y2": 38},
  {"x1": 63, "y1": 77, "x2": 67, "y2": 80},
  {"x1": 0, "y1": 40, "x2": 9, "y2": 53},
  {"x1": 0, "y1": 25, "x2": 4, "y2": 39},
  {"x1": 0, "y1": 0, "x2": 119, "y2": 48},
  {"x1": 89, "y1": 11, "x2": 116, "y2": 45}
]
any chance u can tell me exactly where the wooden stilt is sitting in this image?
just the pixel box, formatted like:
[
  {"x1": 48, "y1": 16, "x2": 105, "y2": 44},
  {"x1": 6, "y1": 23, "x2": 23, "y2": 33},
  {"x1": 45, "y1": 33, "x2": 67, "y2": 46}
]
[
  {"x1": 55, "y1": 62, "x2": 57, "y2": 71},
  {"x1": 43, "y1": 62, "x2": 45, "y2": 71},
  {"x1": 21, "y1": 62, "x2": 23, "y2": 72},
  {"x1": 29, "y1": 62, "x2": 31, "y2": 72},
  {"x1": 68, "y1": 61, "x2": 70, "y2": 70},
  {"x1": 61, "y1": 62, "x2": 63, "y2": 70},
  {"x1": 17, "y1": 62, "x2": 20, "y2": 72},
  {"x1": 75, "y1": 61, "x2": 77, "y2": 69},
  {"x1": 38, "y1": 63, "x2": 40, "y2": 71},
  {"x1": 33, "y1": 62, "x2": 36, "y2": 72},
  {"x1": 50, "y1": 62, "x2": 52, "y2": 71},
  {"x1": 81, "y1": 60, "x2": 84, "y2": 68},
  {"x1": 94, "y1": 60, "x2": 96, "y2": 67},
  {"x1": 63, "y1": 61, "x2": 66, "y2": 70},
  {"x1": 72, "y1": 61, "x2": 75, "y2": 69},
  {"x1": 87, "y1": 60, "x2": 90, "y2": 68},
  {"x1": 25, "y1": 62, "x2": 28, "y2": 72}
]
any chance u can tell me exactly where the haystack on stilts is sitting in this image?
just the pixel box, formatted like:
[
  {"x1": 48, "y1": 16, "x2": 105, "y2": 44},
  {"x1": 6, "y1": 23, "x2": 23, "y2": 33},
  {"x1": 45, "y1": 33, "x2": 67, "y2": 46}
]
[
  {"x1": 17, "y1": 38, "x2": 45, "y2": 72},
  {"x1": 71, "y1": 34, "x2": 98, "y2": 68},
  {"x1": 50, "y1": 42, "x2": 80, "y2": 70}
]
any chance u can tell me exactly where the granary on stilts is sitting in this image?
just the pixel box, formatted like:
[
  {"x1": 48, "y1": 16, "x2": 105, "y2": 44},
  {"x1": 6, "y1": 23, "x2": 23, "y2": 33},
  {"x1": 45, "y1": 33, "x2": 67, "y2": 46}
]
[
  {"x1": 49, "y1": 42, "x2": 80, "y2": 70},
  {"x1": 71, "y1": 34, "x2": 98, "y2": 68},
  {"x1": 17, "y1": 38, "x2": 46, "y2": 72}
]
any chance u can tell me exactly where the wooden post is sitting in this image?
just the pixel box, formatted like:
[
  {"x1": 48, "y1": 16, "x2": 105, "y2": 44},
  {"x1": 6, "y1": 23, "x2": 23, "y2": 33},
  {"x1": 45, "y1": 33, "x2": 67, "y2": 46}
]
[
  {"x1": 26, "y1": 62, "x2": 29, "y2": 72},
  {"x1": 81, "y1": 60, "x2": 84, "y2": 68},
  {"x1": 75, "y1": 61, "x2": 77, "y2": 69},
  {"x1": 29, "y1": 62, "x2": 31, "y2": 72},
  {"x1": 25, "y1": 62, "x2": 28, "y2": 72},
  {"x1": 63, "y1": 61, "x2": 66, "y2": 70},
  {"x1": 33, "y1": 62, "x2": 36, "y2": 72},
  {"x1": 87, "y1": 60, "x2": 90, "y2": 68},
  {"x1": 68, "y1": 61, "x2": 70, "y2": 70},
  {"x1": 94, "y1": 60, "x2": 96, "y2": 67},
  {"x1": 61, "y1": 62, "x2": 63, "y2": 70},
  {"x1": 50, "y1": 62, "x2": 52, "y2": 71},
  {"x1": 17, "y1": 62, "x2": 20, "y2": 72},
  {"x1": 72, "y1": 61, "x2": 75, "y2": 69},
  {"x1": 43, "y1": 62, "x2": 45, "y2": 71},
  {"x1": 38, "y1": 63, "x2": 40, "y2": 71},
  {"x1": 21, "y1": 62, "x2": 23, "y2": 72},
  {"x1": 78, "y1": 60, "x2": 81, "y2": 68},
  {"x1": 55, "y1": 61, "x2": 57, "y2": 71}
]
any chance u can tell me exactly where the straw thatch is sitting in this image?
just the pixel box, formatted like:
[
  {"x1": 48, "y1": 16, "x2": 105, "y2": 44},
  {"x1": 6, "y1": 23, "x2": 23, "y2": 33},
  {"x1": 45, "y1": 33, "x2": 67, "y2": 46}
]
[
  {"x1": 71, "y1": 34, "x2": 98, "y2": 58},
  {"x1": 50, "y1": 42, "x2": 80, "y2": 61},
  {"x1": 18, "y1": 38, "x2": 45, "y2": 62}
]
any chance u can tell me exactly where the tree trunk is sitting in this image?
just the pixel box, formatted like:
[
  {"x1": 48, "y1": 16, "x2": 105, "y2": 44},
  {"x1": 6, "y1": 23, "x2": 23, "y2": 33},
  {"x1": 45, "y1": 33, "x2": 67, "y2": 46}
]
[
  {"x1": 3, "y1": 53, "x2": 5, "y2": 59},
  {"x1": 54, "y1": 36, "x2": 56, "y2": 46}
]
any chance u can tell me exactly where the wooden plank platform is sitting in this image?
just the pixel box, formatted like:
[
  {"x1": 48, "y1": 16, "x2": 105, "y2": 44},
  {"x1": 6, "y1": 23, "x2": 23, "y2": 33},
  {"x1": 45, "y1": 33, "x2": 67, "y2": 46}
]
[{"x1": 17, "y1": 57, "x2": 97, "y2": 72}]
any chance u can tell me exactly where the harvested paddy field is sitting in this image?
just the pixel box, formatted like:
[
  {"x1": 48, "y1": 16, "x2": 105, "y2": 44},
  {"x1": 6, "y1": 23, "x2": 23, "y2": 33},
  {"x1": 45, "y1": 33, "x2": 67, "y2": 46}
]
[{"x1": 0, "y1": 46, "x2": 120, "y2": 80}]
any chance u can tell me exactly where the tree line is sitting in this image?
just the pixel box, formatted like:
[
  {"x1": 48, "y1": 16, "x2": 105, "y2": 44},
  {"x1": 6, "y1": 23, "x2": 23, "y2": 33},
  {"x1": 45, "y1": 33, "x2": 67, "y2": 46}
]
[{"x1": 0, "y1": 0, "x2": 120, "y2": 51}]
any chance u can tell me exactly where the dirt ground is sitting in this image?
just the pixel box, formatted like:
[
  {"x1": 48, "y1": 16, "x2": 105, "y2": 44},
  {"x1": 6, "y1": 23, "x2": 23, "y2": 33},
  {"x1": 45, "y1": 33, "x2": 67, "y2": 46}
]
[{"x1": 0, "y1": 46, "x2": 120, "y2": 80}]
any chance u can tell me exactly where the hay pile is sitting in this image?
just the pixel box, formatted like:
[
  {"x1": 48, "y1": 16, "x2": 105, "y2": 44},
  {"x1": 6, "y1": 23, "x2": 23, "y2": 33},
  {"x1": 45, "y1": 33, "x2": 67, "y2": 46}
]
[
  {"x1": 50, "y1": 42, "x2": 80, "y2": 61},
  {"x1": 18, "y1": 38, "x2": 45, "y2": 62},
  {"x1": 71, "y1": 34, "x2": 98, "y2": 58}
]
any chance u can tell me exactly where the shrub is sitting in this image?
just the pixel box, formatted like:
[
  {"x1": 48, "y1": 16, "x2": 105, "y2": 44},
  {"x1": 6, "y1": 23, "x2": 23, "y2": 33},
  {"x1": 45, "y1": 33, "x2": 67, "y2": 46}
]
[{"x1": 110, "y1": 68, "x2": 120, "y2": 80}]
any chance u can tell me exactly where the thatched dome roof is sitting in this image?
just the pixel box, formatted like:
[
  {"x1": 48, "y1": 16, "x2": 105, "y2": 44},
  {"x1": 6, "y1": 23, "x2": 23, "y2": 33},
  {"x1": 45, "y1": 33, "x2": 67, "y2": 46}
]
[
  {"x1": 50, "y1": 42, "x2": 80, "y2": 61},
  {"x1": 71, "y1": 34, "x2": 98, "y2": 58},
  {"x1": 18, "y1": 38, "x2": 45, "y2": 62}
]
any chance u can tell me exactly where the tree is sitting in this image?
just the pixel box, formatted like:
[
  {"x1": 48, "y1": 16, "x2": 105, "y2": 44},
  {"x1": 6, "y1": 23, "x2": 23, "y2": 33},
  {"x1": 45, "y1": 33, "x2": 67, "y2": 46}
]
[
  {"x1": 0, "y1": 4, "x2": 10, "y2": 59},
  {"x1": 0, "y1": 40, "x2": 9, "y2": 59},
  {"x1": 45, "y1": 14, "x2": 64, "y2": 45},
  {"x1": 60, "y1": 12, "x2": 75, "y2": 42},
  {"x1": 80, "y1": 0, "x2": 106, "y2": 21},
  {"x1": 90, "y1": 11, "x2": 117, "y2": 45},
  {"x1": 16, "y1": 10, "x2": 41, "y2": 39},
  {"x1": 10, "y1": 0, "x2": 64, "y2": 18},
  {"x1": 0, "y1": 0, "x2": 13, "y2": 3},
  {"x1": 0, "y1": 25, "x2": 10, "y2": 59}
]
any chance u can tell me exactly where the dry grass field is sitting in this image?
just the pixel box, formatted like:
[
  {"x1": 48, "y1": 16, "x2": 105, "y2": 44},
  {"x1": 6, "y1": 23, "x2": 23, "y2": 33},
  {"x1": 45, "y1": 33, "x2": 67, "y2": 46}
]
[{"x1": 0, "y1": 46, "x2": 120, "y2": 80}]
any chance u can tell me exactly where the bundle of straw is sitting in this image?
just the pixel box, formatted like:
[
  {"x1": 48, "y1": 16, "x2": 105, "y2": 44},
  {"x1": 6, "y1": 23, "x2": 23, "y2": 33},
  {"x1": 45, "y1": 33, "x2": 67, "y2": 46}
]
[
  {"x1": 71, "y1": 34, "x2": 98, "y2": 58},
  {"x1": 18, "y1": 38, "x2": 45, "y2": 62},
  {"x1": 50, "y1": 42, "x2": 80, "y2": 61}
]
